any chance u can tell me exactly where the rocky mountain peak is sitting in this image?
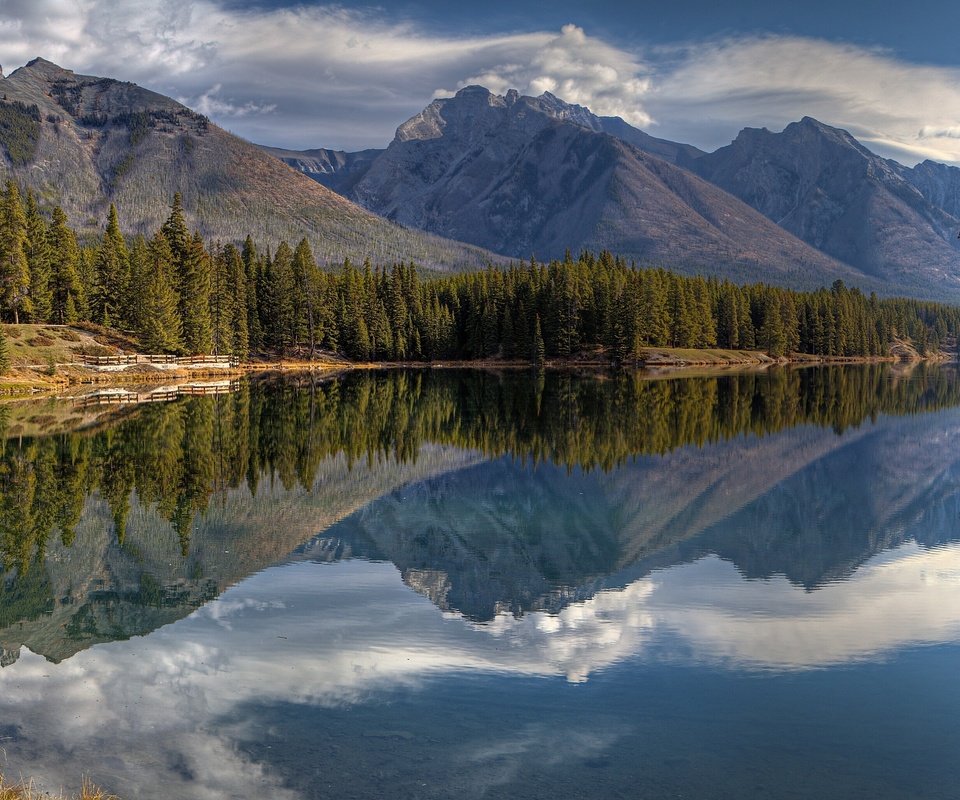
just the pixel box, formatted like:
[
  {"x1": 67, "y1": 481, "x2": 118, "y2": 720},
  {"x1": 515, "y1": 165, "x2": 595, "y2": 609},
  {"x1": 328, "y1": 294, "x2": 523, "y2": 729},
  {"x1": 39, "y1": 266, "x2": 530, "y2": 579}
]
[
  {"x1": 18, "y1": 56, "x2": 74, "y2": 79},
  {"x1": 453, "y1": 84, "x2": 495, "y2": 100},
  {"x1": 532, "y1": 91, "x2": 602, "y2": 131},
  {"x1": 393, "y1": 85, "x2": 608, "y2": 146}
]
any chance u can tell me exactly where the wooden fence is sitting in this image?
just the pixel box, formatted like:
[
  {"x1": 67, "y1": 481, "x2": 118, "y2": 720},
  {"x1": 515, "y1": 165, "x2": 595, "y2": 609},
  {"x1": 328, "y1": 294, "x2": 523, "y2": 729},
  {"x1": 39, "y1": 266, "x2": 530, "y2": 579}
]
[{"x1": 77, "y1": 353, "x2": 241, "y2": 368}]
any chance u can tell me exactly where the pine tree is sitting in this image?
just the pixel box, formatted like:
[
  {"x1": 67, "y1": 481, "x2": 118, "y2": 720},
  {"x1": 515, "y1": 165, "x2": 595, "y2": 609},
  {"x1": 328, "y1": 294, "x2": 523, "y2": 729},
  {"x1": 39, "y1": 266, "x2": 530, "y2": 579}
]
[
  {"x1": 640, "y1": 270, "x2": 670, "y2": 346},
  {"x1": 126, "y1": 235, "x2": 150, "y2": 334},
  {"x1": 139, "y1": 231, "x2": 183, "y2": 353},
  {"x1": 760, "y1": 296, "x2": 787, "y2": 357},
  {"x1": 93, "y1": 204, "x2": 130, "y2": 327},
  {"x1": 267, "y1": 242, "x2": 296, "y2": 354},
  {"x1": 209, "y1": 242, "x2": 234, "y2": 356},
  {"x1": 292, "y1": 238, "x2": 319, "y2": 358},
  {"x1": 24, "y1": 192, "x2": 52, "y2": 322},
  {"x1": 161, "y1": 192, "x2": 190, "y2": 265},
  {"x1": 533, "y1": 314, "x2": 546, "y2": 365},
  {"x1": 178, "y1": 233, "x2": 213, "y2": 354},
  {"x1": 47, "y1": 207, "x2": 84, "y2": 323},
  {"x1": 0, "y1": 181, "x2": 32, "y2": 323},
  {"x1": 224, "y1": 243, "x2": 249, "y2": 358},
  {"x1": 242, "y1": 236, "x2": 263, "y2": 353}
]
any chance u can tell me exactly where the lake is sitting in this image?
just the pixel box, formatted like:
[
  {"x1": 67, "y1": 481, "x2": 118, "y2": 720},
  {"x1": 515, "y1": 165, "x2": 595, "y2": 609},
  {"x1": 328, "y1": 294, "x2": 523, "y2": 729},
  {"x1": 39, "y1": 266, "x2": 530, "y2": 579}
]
[{"x1": 1, "y1": 366, "x2": 959, "y2": 799}]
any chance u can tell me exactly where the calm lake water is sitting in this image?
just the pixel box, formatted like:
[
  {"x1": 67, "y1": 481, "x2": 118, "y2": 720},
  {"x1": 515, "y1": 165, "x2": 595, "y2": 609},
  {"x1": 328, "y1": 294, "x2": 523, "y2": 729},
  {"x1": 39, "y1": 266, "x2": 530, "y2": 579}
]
[{"x1": 1, "y1": 366, "x2": 960, "y2": 799}]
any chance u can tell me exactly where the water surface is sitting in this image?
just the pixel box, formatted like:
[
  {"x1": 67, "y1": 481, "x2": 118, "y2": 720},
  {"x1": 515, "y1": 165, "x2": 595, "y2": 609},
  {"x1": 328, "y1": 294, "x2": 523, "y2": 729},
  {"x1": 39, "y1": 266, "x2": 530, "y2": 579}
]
[{"x1": 1, "y1": 366, "x2": 959, "y2": 798}]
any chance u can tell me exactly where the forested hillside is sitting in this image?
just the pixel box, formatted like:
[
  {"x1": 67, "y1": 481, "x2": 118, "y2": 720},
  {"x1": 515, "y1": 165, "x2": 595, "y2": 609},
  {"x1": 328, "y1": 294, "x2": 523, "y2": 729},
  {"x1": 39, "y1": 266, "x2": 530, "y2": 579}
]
[
  {"x1": 0, "y1": 58, "x2": 494, "y2": 270},
  {"x1": 0, "y1": 180, "x2": 957, "y2": 372}
]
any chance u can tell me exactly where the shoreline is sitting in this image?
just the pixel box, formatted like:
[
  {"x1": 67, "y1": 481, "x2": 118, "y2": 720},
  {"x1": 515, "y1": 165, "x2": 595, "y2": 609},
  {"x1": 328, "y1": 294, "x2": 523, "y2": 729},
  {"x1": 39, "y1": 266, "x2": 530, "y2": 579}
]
[{"x1": 0, "y1": 347, "x2": 949, "y2": 398}]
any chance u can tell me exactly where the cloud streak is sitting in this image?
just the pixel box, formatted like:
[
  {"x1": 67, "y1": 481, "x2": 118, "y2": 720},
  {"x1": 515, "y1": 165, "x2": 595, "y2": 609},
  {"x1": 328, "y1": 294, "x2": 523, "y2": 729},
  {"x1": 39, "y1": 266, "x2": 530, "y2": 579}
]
[{"x1": 0, "y1": 2, "x2": 959, "y2": 163}]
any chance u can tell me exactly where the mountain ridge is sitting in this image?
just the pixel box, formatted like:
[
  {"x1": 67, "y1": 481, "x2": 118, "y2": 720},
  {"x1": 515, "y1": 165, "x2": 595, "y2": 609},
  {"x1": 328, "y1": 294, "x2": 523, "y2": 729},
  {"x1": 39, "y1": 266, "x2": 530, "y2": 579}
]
[
  {"x1": 687, "y1": 115, "x2": 960, "y2": 295},
  {"x1": 270, "y1": 85, "x2": 866, "y2": 290},
  {"x1": 267, "y1": 88, "x2": 960, "y2": 299},
  {"x1": 0, "y1": 57, "x2": 499, "y2": 269}
]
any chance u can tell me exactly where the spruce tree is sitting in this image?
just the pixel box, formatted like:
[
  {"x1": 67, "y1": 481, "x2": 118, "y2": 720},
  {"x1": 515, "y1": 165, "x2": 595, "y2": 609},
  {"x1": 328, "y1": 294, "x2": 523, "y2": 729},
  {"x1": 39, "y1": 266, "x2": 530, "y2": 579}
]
[
  {"x1": 0, "y1": 181, "x2": 32, "y2": 323},
  {"x1": 760, "y1": 296, "x2": 788, "y2": 357},
  {"x1": 93, "y1": 204, "x2": 130, "y2": 327},
  {"x1": 161, "y1": 192, "x2": 190, "y2": 265},
  {"x1": 533, "y1": 314, "x2": 546, "y2": 365},
  {"x1": 267, "y1": 242, "x2": 296, "y2": 354},
  {"x1": 126, "y1": 235, "x2": 150, "y2": 335},
  {"x1": 139, "y1": 232, "x2": 183, "y2": 353},
  {"x1": 292, "y1": 238, "x2": 319, "y2": 358},
  {"x1": 209, "y1": 243, "x2": 234, "y2": 356},
  {"x1": 90, "y1": 203, "x2": 131, "y2": 327},
  {"x1": 24, "y1": 191, "x2": 52, "y2": 323},
  {"x1": 242, "y1": 236, "x2": 263, "y2": 353},
  {"x1": 224, "y1": 244, "x2": 249, "y2": 358},
  {"x1": 178, "y1": 233, "x2": 213, "y2": 354},
  {"x1": 47, "y1": 207, "x2": 84, "y2": 323}
]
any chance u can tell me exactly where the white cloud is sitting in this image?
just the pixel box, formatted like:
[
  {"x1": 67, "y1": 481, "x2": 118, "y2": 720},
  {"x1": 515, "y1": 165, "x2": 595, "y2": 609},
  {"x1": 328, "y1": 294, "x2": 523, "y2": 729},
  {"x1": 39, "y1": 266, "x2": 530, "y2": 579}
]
[
  {"x1": 441, "y1": 24, "x2": 654, "y2": 127},
  {"x1": 920, "y1": 125, "x2": 960, "y2": 140},
  {"x1": 186, "y1": 84, "x2": 277, "y2": 118},
  {"x1": 2, "y1": 543, "x2": 959, "y2": 796},
  {"x1": 0, "y1": 4, "x2": 959, "y2": 162},
  {"x1": 647, "y1": 35, "x2": 960, "y2": 164}
]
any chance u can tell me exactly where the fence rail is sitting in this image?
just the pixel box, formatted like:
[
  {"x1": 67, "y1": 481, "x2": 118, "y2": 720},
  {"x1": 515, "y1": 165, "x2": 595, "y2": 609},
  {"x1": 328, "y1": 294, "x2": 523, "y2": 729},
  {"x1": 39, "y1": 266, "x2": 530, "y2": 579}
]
[
  {"x1": 77, "y1": 353, "x2": 241, "y2": 368},
  {"x1": 74, "y1": 381, "x2": 238, "y2": 408}
]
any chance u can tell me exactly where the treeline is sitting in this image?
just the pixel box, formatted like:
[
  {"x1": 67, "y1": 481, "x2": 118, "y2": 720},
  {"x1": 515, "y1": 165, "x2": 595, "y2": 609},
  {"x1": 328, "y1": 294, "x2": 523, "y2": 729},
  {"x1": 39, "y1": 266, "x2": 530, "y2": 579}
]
[
  {"x1": 1, "y1": 183, "x2": 959, "y2": 367},
  {"x1": 3, "y1": 365, "x2": 960, "y2": 578}
]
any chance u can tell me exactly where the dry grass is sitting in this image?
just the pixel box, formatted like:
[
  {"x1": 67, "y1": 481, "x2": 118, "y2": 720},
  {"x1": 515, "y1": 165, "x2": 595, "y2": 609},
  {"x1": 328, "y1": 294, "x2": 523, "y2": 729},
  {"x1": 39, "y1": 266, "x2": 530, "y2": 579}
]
[
  {"x1": 0, "y1": 775, "x2": 117, "y2": 800},
  {"x1": 3, "y1": 324, "x2": 128, "y2": 368},
  {"x1": 640, "y1": 346, "x2": 775, "y2": 366}
]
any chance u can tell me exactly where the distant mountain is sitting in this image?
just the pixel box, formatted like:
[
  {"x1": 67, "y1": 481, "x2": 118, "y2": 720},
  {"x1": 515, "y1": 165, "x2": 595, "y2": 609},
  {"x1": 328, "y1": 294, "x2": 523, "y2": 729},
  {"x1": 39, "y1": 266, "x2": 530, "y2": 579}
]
[
  {"x1": 266, "y1": 91, "x2": 960, "y2": 299},
  {"x1": 260, "y1": 145, "x2": 383, "y2": 195},
  {"x1": 0, "y1": 58, "x2": 497, "y2": 269},
  {"x1": 267, "y1": 86, "x2": 862, "y2": 288},
  {"x1": 687, "y1": 117, "x2": 960, "y2": 297},
  {"x1": 901, "y1": 159, "x2": 960, "y2": 219}
]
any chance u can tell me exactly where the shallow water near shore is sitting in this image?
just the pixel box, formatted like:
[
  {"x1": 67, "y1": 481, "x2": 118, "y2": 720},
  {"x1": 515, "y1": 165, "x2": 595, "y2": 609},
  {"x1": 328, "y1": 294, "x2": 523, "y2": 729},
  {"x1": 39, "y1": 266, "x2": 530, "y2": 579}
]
[{"x1": 1, "y1": 366, "x2": 959, "y2": 799}]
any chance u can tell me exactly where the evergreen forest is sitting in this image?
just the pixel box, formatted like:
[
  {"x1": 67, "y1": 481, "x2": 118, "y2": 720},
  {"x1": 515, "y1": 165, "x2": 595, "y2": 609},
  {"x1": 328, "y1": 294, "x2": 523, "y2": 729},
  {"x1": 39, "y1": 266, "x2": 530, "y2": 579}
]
[{"x1": 0, "y1": 181, "x2": 959, "y2": 371}]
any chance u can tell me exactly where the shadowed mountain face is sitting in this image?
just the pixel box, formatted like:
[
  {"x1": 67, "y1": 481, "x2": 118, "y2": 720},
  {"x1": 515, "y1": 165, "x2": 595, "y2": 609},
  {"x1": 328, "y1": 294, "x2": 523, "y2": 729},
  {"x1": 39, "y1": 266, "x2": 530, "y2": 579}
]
[
  {"x1": 903, "y1": 159, "x2": 960, "y2": 219},
  {"x1": 688, "y1": 118, "x2": 960, "y2": 298},
  {"x1": 3, "y1": 365, "x2": 960, "y2": 663},
  {"x1": 0, "y1": 58, "x2": 496, "y2": 268},
  {"x1": 266, "y1": 90, "x2": 960, "y2": 299},
  {"x1": 266, "y1": 86, "x2": 859, "y2": 287}
]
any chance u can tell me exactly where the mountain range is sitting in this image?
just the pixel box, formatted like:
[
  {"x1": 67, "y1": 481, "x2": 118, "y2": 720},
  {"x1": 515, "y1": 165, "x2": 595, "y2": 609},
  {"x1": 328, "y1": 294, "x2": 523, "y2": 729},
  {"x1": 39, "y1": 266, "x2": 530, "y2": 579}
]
[
  {"x1": 1, "y1": 56, "x2": 959, "y2": 299},
  {"x1": 0, "y1": 58, "x2": 497, "y2": 269},
  {"x1": 269, "y1": 86, "x2": 960, "y2": 300}
]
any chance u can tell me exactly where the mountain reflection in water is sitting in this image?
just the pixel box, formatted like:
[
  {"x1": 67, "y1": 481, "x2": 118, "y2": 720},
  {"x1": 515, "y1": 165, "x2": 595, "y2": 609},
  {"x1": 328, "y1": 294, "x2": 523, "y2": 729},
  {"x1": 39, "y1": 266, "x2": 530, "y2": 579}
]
[{"x1": 1, "y1": 366, "x2": 960, "y2": 800}]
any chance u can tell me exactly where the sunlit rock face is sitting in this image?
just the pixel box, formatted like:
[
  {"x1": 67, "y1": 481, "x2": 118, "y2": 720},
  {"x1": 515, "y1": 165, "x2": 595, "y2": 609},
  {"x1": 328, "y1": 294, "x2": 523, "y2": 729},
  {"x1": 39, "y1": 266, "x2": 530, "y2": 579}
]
[{"x1": 0, "y1": 58, "x2": 494, "y2": 268}]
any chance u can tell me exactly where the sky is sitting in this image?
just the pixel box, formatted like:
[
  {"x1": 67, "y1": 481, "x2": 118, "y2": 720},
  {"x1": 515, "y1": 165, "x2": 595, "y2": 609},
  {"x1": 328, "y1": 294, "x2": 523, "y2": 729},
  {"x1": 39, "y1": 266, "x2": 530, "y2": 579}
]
[{"x1": 1, "y1": 0, "x2": 959, "y2": 164}]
